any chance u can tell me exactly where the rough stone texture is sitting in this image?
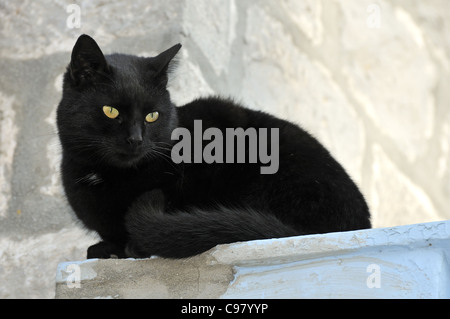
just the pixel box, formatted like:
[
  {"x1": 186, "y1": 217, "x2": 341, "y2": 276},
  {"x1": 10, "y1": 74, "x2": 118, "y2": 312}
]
[
  {"x1": 56, "y1": 255, "x2": 235, "y2": 299},
  {"x1": 0, "y1": 0, "x2": 449, "y2": 298}
]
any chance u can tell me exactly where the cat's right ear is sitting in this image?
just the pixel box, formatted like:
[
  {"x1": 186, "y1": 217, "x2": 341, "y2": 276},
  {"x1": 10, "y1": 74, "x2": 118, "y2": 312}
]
[
  {"x1": 68, "y1": 34, "x2": 110, "y2": 87},
  {"x1": 147, "y1": 43, "x2": 182, "y2": 87}
]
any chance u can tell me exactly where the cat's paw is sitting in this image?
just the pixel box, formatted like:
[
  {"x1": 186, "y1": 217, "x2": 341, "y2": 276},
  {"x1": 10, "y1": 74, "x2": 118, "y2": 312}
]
[{"x1": 87, "y1": 241, "x2": 126, "y2": 259}]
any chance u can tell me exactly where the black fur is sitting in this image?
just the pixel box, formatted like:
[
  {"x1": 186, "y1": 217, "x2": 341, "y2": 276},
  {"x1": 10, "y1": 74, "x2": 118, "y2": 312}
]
[{"x1": 57, "y1": 35, "x2": 371, "y2": 259}]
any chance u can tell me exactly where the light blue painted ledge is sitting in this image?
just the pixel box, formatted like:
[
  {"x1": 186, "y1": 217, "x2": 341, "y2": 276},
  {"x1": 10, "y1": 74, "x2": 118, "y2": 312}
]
[{"x1": 55, "y1": 220, "x2": 450, "y2": 299}]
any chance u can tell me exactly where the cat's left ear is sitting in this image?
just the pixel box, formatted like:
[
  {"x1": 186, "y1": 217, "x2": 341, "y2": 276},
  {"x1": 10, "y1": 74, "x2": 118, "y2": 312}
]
[
  {"x1": 148, "y1": 44, "x2": 182, "y2": 86},
  {"x1": 69, "y1": 34, "x2": 110, "y2": 87}
]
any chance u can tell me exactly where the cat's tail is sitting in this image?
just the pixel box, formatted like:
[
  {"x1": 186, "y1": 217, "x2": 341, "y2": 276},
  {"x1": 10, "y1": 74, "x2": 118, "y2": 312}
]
[{"x1": 124, "y1": 191, "x2": 302, "y2": 259}]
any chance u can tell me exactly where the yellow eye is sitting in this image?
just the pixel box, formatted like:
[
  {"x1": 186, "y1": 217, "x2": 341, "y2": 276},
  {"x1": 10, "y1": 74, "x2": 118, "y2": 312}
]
[
  {"x1": 103, "y1": 106, "x2": 119, "y2": 119},
  {"x1": 145, "y1": 112, "x2": 159, "y2": 123}
]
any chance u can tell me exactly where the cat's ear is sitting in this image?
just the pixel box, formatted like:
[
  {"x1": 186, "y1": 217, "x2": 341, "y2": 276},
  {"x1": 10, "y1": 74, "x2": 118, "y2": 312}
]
[
  {"x1": 68, "y1": 34, "x2": 110, "y2": 86},
  {"x1": 148, "y1": 44, "x2": 182, "y2": 86}
]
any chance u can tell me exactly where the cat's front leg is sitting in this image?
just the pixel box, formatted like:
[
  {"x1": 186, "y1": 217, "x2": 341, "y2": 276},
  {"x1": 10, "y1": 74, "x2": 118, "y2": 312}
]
[{"x1": 62, "y1": 167, "x2": 133, "y2": 259}]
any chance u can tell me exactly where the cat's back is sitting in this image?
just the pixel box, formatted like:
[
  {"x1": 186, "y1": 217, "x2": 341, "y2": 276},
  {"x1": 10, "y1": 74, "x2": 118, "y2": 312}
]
[
  {"x1": 176, "y1": 96, "x2": 329, "y2": 155},
  {"x1": 175, "y1": 96, "x2": 371, "y2": 231},
  {"x1": 176, "y1": 96, "x2": 251, "y2": 129}
]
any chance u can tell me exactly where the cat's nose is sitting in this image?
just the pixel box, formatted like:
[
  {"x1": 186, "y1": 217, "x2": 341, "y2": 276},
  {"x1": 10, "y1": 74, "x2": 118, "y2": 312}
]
[
  {"x1": 127, "y1": 135, "x2": 143, "y2": 146},
  {"x1": 127, "y1": 125, "x2": 143, "y2": 146}
]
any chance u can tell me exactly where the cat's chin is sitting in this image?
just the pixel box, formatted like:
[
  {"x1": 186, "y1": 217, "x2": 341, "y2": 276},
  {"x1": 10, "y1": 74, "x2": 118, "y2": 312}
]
[{"x1": 110, "y1": 151, "x2": 147, "y2": 168}]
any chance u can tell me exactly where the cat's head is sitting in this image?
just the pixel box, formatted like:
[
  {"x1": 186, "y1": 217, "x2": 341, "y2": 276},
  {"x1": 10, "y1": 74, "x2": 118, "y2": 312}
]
[{"x1": 57, "y1": 34, "x2": 181, "y2": 168}]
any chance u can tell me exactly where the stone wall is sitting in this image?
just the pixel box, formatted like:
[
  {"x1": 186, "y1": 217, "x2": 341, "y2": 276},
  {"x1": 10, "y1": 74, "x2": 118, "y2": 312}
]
[{"x1": 0, "y1": 0, "x2": 449, "y2": 298}]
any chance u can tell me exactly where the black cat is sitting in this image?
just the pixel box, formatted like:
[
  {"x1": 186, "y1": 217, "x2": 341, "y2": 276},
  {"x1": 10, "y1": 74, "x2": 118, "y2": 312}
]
[{"x1": 57, "y1": 34, "x2": 370, "y2": 259}]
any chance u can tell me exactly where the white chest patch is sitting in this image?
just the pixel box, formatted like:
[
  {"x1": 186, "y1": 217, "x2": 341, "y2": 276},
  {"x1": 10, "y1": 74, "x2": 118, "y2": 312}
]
[{"x1": 76, "y1": 173, "x2": 104, "y2": 186}]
